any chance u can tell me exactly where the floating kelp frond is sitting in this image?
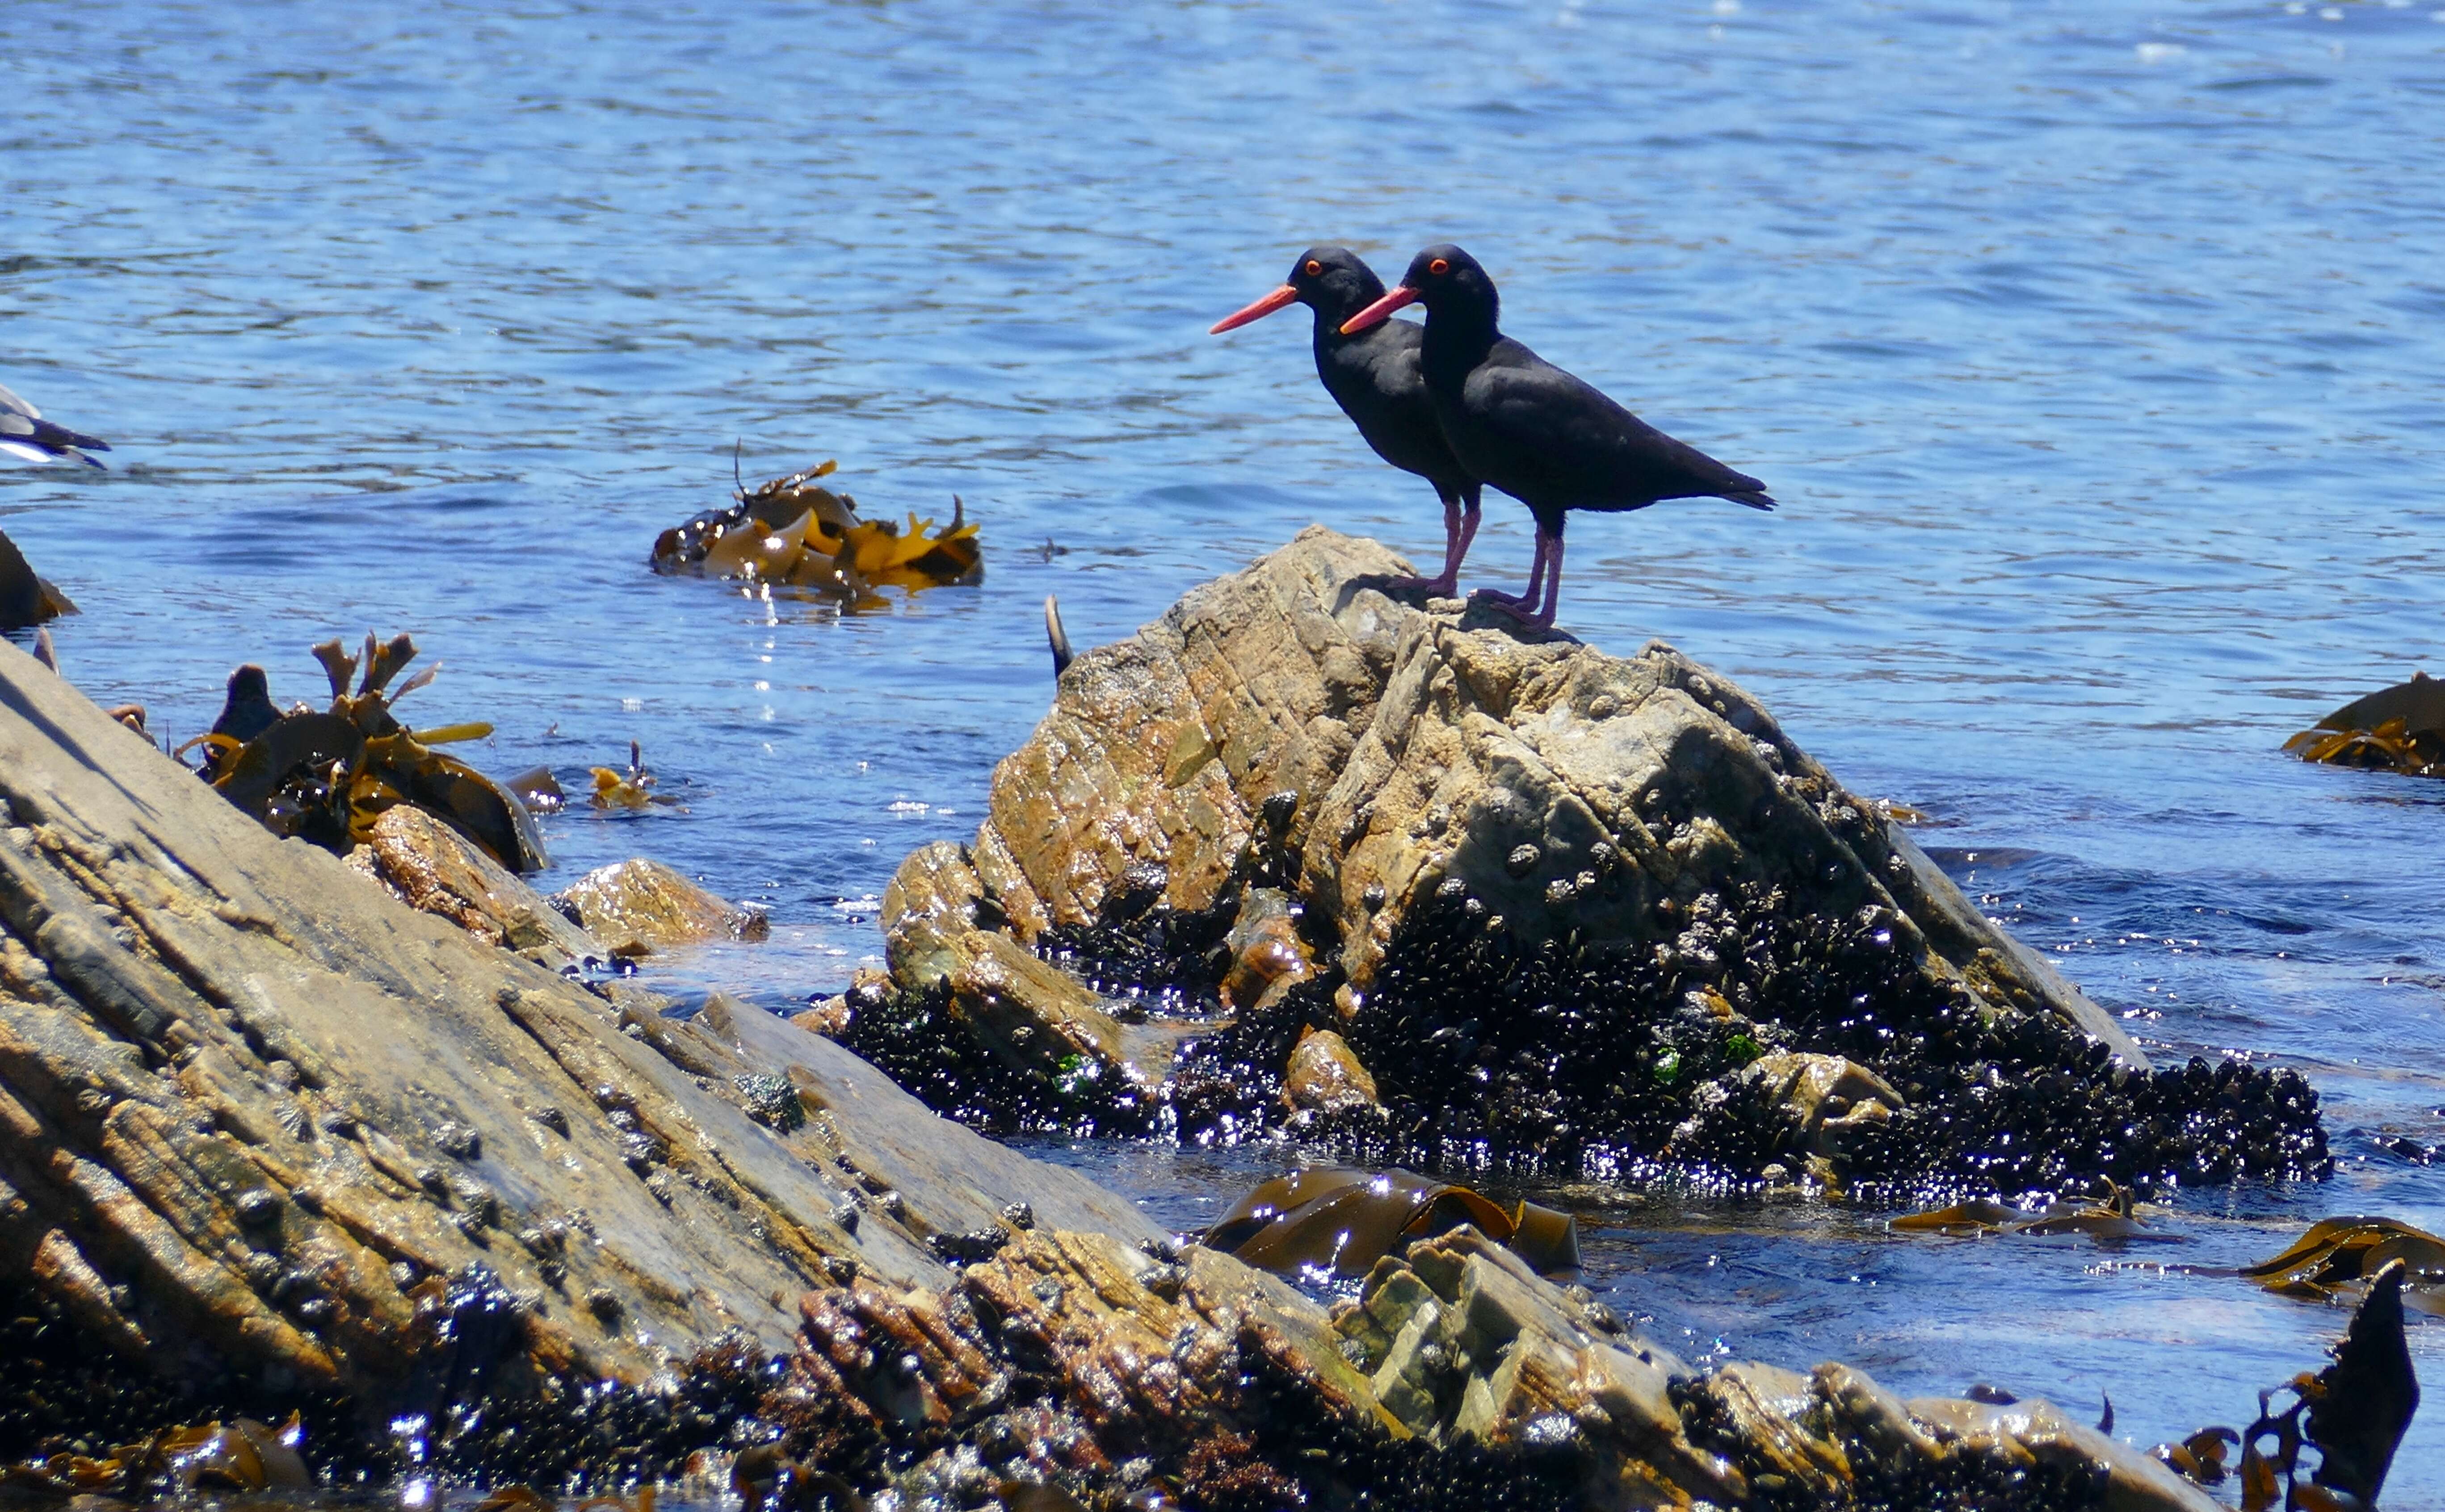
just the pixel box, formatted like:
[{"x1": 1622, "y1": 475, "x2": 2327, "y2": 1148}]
[
  {"x1": 3, "y1": 1413, "x2": 311, "y2": 1498},
  {"x1": 590, "y1": 739, "x2": 676, "y2": 811},
  {"x1": 2285, "y1": 671, "x2": 2445, "y2": 777},
  {"x1": 651, "y1": 461, "x2": 984, "y2": 600},
  {"x1": 2231, "y1": 1260, "x2": 2418, "y2": 1508},
  {"x1": 1890, "y1": 1179, "x2": 2160, "y2": 1240},
  {"x1": 178, "y1": 635, "x2": 550, "y2": 871},
  {"x1": 2239, "y1": 1215, "x2": 2445, "y2": 1314},
  {"x1": 0, "y1": 525, "x2": 78, "y2": 630},
  {"x1": 1205, "y1": 1167, "x2": 1579, "y2": 1277}
]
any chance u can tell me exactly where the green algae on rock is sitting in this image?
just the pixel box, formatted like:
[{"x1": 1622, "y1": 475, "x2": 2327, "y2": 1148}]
[{"x1": 874, "y1": 528, "x2": 2329, "y2": 1196}]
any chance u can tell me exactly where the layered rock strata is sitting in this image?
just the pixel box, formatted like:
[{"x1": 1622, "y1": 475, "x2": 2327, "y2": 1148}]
[
  {"x1": 877, "y1": 528, "x2": 2327, "y2": 1193},
  {"x1": 0, "y1": 640, "x2": 1159, "y2": 1466}
]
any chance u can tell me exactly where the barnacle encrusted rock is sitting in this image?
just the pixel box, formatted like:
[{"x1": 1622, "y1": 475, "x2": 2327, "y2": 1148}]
[
  {"x1": 0, "y1": 639, "x2": 1160, "y2": 1446},
  {"x1": 903, "y1": 526, "x2": 2128, "y2": 1047},
  {"x1": 880, "y1": 528, "x2": 2327, "y2": 1190}
]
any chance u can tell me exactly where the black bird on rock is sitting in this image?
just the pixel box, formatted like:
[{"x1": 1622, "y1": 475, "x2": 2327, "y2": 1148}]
[
  {"x1": 1342, "y1": 244, "x2": 1773, "y2": 629},
  {"x1": 0, "y1": 383, "x2": 110, "y2": 469},
  {"x1": 1211, "y1": 246, "x2": 1483, "y2": 597}
]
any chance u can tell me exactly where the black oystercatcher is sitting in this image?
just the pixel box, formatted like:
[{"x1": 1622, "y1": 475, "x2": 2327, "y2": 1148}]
[
  {"x1": 1342, "y1": 245, "x2": 1772, "y2": 629},
  {"x1": 0, "y1": 382, "x2": 109, "y2": 469},
  {"x1": 1211, "y1": 247, "x2": 1483, "y2": 596}
]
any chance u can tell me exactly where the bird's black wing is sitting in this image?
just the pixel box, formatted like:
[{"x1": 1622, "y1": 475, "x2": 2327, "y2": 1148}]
[{"x1": 1468, "y1": 341, "x2": 1770, "y2": 508}]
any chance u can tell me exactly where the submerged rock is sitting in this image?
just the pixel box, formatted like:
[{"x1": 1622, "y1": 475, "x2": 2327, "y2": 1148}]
[
  {"x1": 552, "y1": 857, "x2": 769, "y2": 955},
  {"x1": 878, "y1": 527, "x2": 2329, "y2": 1194}
]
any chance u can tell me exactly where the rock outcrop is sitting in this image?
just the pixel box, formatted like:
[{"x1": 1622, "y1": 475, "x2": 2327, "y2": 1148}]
[
  {"x1": 878, "y1": 528, "x2": 2327, "y2": 1194},
  {"x1": 734, "y1": 1221, "x2": 2227, "y2": 1512},
  {"x1": 0, "y1": 639, "x2": 1159, "y2": 1467}
]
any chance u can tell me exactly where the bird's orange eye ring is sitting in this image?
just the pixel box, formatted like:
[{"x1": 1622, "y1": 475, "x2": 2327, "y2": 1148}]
[
  {"x1": 1304, "y1": 259, "x2": 1323, "y2": 276},
  {"x1": 1428, "y1": 257, "x2": 1451, "y2": 276}
]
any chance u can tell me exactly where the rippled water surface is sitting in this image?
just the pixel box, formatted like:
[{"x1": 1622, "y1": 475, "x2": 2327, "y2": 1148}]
[{"x1": 9, "y1": 0, "x2": 2445, "y2": 1495}]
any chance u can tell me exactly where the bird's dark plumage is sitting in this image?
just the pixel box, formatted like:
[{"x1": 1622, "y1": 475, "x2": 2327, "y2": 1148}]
[
  {"x1": 1212, "y1": 247, "x2": 1483, "y2": 596},
  {"x1": 1344, "y1": 244, "x2": 1773, "y2": 627},
  {"x1": 0, "y1": 382, "x2": 110, "y2": 469}
]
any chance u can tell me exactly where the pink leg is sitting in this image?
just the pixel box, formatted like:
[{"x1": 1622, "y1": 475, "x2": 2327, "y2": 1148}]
[
  {"x1": 1525, "y1": 532, "x2": 1563, "y2": 629},
  {"x1": 1470, "y1": 527, "x2": 1549, "y2": 612},
  {"x1": 1375, "y1": 489, "x2": 1472, "y2": 597}
]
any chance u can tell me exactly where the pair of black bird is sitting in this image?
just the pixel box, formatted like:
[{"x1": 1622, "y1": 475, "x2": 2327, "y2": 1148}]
[{"x1": 1211, "y1": 244, "x2": 1772, "y2": 629}]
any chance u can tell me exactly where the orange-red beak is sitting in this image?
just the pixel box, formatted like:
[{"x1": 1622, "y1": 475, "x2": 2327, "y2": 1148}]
[
  {"x1": 1209, "y1": 284, "x2": 1301, "y2": 335},
  {"x1": 1339, "y1": 285, "x2": 1418, "y2": 335}
]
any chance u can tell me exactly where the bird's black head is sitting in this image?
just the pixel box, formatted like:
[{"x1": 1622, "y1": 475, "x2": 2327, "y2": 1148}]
[
  {"x1": 1397, "y1": 244, "x2": 1497, "y2": 319},
  {"x1": 1284, "y1": 246, "x2": 1388, "y2": 325},
  {"x1": 1339, "y1": 243, "x2": 1500, "y2": 336},
  {"x1": 1210, "y1": 245, "x2": 1388, "y2": 336}
]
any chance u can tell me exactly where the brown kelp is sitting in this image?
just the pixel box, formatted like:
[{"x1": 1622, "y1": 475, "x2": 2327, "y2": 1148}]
[
  {"x1": 2, "y1": 1413, "x2": 311, "y2": 1498},
  {"x1": 2240, "y1": 1215, "x2": 2445, "y2": 1315},
  {"x1": 0, "y1": 527, "x2": 76, "y2": 630},
  {"x1": 1890, "y1": 1180, "x2": 2163, "y2": 1240},
  {"x1": 175, "y1": 633, "x2": 549, "y2": 871},
  {"x1": 1205, "y1": 1167, "x2": 1579, "y2": 1276},
  {"x1": 2285, "y1": 672, "x2": 2445, "y2": 777},
  {"x1": 2231, "y1": 1260, "x2": 2417, "y2": 1509},
  {"x1": 651, "y1": 459, "x2": 983, "y2": 601}
]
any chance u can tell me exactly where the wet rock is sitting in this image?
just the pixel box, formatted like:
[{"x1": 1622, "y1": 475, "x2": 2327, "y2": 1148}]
[
  {"x1": 0, "y1": 527, "x2": 77, "y2": 630},
  {"x1": 552, "y1": 858, "x2": 769, "y2": 955},
  {"x1": 1668, "y1": 1050, "x2": 1905, "y2": 1169},
  {"x1": 1281, "y1": 1026, "x2": 1378, "y2": 1115},
  {"x1": 1220, "y1": 886, "x2": 1316, "y2": 1012},
  {"x1": 346, "y1": 804, "x2": 602, "y2": 969},
  {"x1": 0, "y1": 637, "x2": 1163, "y2": 1458},
  {"x1": 878, "y1": 527, "x2": 2329, "y2": 1194}
]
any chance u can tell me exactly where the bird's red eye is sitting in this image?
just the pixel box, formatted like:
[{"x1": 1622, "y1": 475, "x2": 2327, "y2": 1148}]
[
  {"x1": 1428, "y1": 257, "x2": 1450, "y2": 276},
  {"x1": 1304, "y1": 259, "x2": 1323, "y2": 276}
]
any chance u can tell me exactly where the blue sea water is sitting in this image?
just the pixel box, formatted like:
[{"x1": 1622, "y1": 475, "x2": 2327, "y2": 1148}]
[{"x1": 7, "y1": 0, "x2": 2445, "y2": 1495}]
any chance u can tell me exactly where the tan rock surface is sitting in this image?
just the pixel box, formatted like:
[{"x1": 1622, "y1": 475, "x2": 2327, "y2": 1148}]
[
  {"x1": 0, "y1": 640, "x2": 1161, "y2": 1420},
  {"x1": 554, "y1": 857, "x2": 769, "y2": 955},
  {"x1": 348, "y1": 804, "x2": 603, "y2": 968},
  {"x1": 894, "y1": 524, "x2": 2139, "y2": 1060}
]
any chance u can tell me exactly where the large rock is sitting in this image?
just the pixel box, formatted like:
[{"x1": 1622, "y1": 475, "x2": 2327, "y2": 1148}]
[
  {"x1": 0, "y1": 641, "x2": 1160, "y2": 1459},
  {"x1": 736, "y1": 1220, "x2": 2224, "y2": 1512},
  {"x1": 882, "y1": 528, "x2": 2328, "y2": 1193}
]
